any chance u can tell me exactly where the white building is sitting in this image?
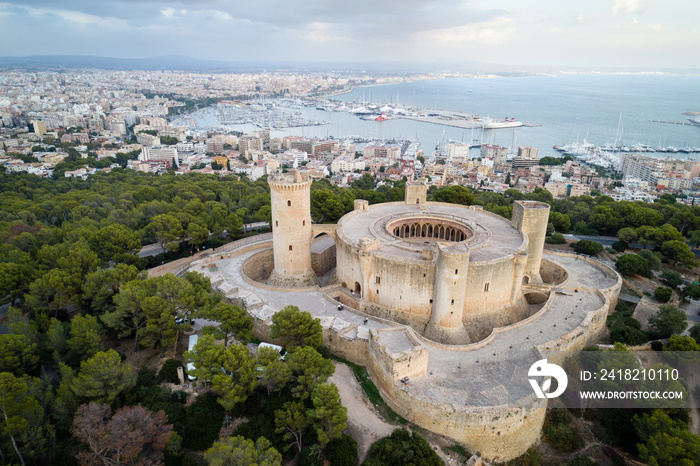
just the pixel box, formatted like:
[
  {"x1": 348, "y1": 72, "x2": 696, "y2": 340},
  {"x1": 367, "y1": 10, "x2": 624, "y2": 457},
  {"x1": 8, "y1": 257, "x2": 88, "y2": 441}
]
[
  {"x1": 140, "y1": 146, "x2": 179, "y2": 167},
  {"x1": 448, "y1": 143, "x2": 471, "y2": 159},
  {"x1": 331, "y1": 156, "x2": 365, "y2": 173}
]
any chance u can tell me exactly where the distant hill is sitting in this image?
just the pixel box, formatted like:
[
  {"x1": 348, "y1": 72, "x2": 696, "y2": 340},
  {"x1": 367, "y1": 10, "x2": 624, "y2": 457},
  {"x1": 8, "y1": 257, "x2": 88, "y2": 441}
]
[
  {"x1": 0, "y1": 55, "x2": 254, "y2": 71},
  {"x1": 0, "y1": 55, "x2": 696, "y2": 75},
  {"x1": 0, "y1": 55, "x2": 536, "y2": 74}
]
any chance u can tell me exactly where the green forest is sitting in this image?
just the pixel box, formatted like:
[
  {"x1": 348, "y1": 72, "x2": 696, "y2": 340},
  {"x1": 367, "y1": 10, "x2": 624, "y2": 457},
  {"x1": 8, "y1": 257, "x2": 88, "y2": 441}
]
[{"x1": 2, "y1": 168, "x2": 700, "y2": 465}]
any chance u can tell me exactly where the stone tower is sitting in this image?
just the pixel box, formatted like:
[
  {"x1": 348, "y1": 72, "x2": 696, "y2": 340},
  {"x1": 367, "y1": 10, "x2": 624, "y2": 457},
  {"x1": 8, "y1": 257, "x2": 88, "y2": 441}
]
[
  {"x1": 511, "y1": 201, "x2": 550, "y2": 283},
  {"x1": 405, "y1": 181, "x2": 427, "y2": 205},
  {"x1": 267, "y1": 171, "x2": 316, "y2": 287},
  {"x1": 424, "y1": 242, "x2": 471, "y2": 344}
]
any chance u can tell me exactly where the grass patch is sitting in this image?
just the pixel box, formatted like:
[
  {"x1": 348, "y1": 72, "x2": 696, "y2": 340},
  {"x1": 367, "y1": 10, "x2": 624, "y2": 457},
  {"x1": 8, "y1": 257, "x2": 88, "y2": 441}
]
[
  {"x1": 620, "y1": 285, "x2": 641, "y2": 298},
  {"x1": 444, "y1": 444, "x2": 470, "y2": 457},
  {"x1": 325, "y1": 350, "x2": 408, "y2": 425}
]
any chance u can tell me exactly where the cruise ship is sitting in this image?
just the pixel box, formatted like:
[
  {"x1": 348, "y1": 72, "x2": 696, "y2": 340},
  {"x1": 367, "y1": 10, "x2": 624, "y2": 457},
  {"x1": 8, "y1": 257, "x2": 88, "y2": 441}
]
[{"x1": 479, "y1": 117, "x2": 523, "y2": 129}]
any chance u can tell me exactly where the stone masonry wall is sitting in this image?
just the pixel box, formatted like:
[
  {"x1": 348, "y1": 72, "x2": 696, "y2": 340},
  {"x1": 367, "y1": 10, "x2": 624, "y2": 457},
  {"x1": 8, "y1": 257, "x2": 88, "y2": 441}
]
[
  {"x1": 311, "y1": 244, "x2": 337, "y2": 277},
  {"x1": 367, "y1": 333, "x2": 547, "y2": 462}
]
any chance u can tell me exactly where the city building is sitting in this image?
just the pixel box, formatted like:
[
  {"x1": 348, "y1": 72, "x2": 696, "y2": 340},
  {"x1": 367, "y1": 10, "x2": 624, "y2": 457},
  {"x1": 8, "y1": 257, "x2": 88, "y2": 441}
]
[
  {"x1": 312, "y1": 140, "x2": 339, "y2": 156},
  {"x1": 481, "y1": 144, "x2": 508, "y2": 164},
  {"x1": 331, "y1": 155, "x2": 365, "y2": 173},
  {"x1": 239, "y1": 136, "x2": 264, "y2": 156},
  {"x1": 28, "y1": 119, "x2": 46, "y2": 136},
  {"x1": 447, "y1": 142, "x2": 471, "y2": 159},
  {"x1": 140, "y1": 145, "x2": 178, "y2": 167},
  {"x1": 517, "y1": 145, "x2": 538, "y2": 159}
]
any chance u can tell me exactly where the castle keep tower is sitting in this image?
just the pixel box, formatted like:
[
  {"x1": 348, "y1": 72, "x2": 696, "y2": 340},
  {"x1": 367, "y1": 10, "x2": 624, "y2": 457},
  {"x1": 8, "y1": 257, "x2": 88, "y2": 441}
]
[
  {"x1": 511, "y1": 201, "x2": 550, "y2": 283},
  {"x1": 405, "y1": 181, "x2": 427, "y2": 205},
  {"x1": 267, "y1": 171, "x2": 316, "y2": 287}
]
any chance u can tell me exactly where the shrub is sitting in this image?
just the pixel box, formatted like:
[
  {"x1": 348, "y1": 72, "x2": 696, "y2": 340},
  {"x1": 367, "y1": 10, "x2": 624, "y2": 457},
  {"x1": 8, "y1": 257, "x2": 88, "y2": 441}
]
[
  {"x1": 660, "y1": 269, "x2": 684, "y2": 288},
  {"x1": 296, "y1": 448, "x2": 322, "y2": 466},
  {"x1": 615, "y1": 254, "x2": 649, "y2": 277},
  {"x1": 570, "y1": 456, "x2": 597, "y2": 466},
  {"x1": 138, "y1": 386, "x2": 187, "y2": 434},
  {"x1": 654, "y1": 286, "x2": 672, "y2": 303},
  {"x1": 365, "y1": 429, "x2": 442, "y2": 466},
  {"x1": 682, "y1": 284, "x2": 700, "y2": 301},
  {"x1": 136, "y1": 366, "x2": 157, "y2": 388},
  {"x1": 543, "y1": 423, "x2": 584, "y2": 452},
  {"x1": 572, "y1": 239, "x2": 604, "y2": 256},
  {"x1": 316, "y1": 346, "x2": 334, "y2": 360},
  {"x1": 650, "y1": 340, "x2": 664, "y2": 351},
  {"x1": 690, "y1": 324, "x2": 700, "y2": 344},
  {"x1": 638, "y1": 249, "x2": 661, "y2": 271},
  {"x1": 609, "y1": 325, "x2": 648, "y2": 346},
  {"x1": 326, "y1": 435, "x2": 358, "y2": 466},
  {"x1": 506, "y1": 448, "x2": 541, "y2": 466},
  {"x1": 548, "y1": 408, "x2": 573, "y2": 425},
  {"x1": 546, "y1": 233, "x2": 566, "y2": 244},
  {"x1": 183, "y1": 392, "x2": 225, "y2": 450},
  {"x1": 648, "y1": 304, "x2": 688, "y2": 338},
  {"x1": 157, "y1": 359, "x2": 184, "y2": 384},
  {"x1": 611, "y1": 240, "x2": 628, "y2": 252}
]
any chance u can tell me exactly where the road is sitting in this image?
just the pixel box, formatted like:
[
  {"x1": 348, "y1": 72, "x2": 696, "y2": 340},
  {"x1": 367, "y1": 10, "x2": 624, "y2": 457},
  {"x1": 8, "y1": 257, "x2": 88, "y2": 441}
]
[
  {"x1": 137, "y1": 222, "x2": 270, "y2": 258},
  {"x1": 683, "y1": 299, "x2": 700, "y2": 324}
]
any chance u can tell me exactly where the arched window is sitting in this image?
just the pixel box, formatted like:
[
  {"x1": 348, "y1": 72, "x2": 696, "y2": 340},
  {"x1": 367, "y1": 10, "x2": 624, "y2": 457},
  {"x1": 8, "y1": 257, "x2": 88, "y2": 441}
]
[
  {"x1": 289, "y1": 245, "x2": 293, "y2": 251},
  {"x1": 287, "y1": 200, "x2": 291, "y2": 207}
]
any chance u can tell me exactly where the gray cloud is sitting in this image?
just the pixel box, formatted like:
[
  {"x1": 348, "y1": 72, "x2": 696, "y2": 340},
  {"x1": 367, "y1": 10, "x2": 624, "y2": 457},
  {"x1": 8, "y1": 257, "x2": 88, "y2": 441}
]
[
  {"x1": 0, "y1": 0, "x2": 696, "y2": 67},
  {"x1": 0, "y1": 0, "x2": 502, "y2": 32}
]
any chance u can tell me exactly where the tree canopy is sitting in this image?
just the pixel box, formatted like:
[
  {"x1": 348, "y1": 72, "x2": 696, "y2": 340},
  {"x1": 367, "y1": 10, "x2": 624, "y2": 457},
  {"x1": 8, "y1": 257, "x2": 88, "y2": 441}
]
[
  {"x1": 648, "y1": 305, "x2": 688, "y2": 338},
  {"x1": 270, "y1": 306, "x2": 323, "y2": 349}
]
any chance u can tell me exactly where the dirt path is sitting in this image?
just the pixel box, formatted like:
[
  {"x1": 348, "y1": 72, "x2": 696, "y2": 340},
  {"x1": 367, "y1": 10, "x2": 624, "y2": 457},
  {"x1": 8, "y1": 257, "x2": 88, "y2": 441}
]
[{"x1": 329, "y1": 362, "x2": 396, "y2": 462}]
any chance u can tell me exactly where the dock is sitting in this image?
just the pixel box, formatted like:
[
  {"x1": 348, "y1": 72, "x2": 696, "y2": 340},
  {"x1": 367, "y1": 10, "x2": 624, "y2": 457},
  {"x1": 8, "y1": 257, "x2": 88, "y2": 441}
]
[{"x1": 649, "y1": 119, "x2": 696, "y2": 126}]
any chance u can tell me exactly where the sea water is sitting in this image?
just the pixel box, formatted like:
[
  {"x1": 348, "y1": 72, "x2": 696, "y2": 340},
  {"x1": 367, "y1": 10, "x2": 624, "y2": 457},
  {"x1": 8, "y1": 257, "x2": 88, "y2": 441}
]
[{"x1": 189, "y1": 74, "x2": 700, "y2": 160}]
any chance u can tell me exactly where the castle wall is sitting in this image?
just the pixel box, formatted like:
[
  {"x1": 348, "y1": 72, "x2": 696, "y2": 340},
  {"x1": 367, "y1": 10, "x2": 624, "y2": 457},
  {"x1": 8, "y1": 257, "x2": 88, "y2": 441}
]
[
  {"x1": 336, "y1": 228, "x2": 533, "y2": 342},
  {"x1": 361, "y1": 254, "x2": 435, "y2": 327},
  {"x1": 367, "y1": 332, "x2": 547, "y2": 462},
  {"x1": 462, "y1": 256, "x2": 530, "y2": 341},
  {"x1": 311, "y1": 243, "x2": 337, "y2": 277},
  {"x1": 241, "y1": 248, "x2": 275, "y2": 282},
  {"x1": 539, "y1": 259, "x2": 569, "y2": 285},
  {"x1": 335, "y1": 234, "x2": 367, "y2": 296}
]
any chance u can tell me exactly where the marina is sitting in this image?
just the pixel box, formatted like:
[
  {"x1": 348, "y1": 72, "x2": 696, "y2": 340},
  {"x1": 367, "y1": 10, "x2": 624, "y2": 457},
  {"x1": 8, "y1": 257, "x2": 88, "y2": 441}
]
[{"x1": 167, "y1": 75, "x2": 700, "y2": 166}]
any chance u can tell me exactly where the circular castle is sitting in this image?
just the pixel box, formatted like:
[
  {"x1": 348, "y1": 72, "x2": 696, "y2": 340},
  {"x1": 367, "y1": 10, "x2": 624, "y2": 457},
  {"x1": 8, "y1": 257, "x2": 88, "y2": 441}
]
[{"x1": 187, "y1": 172, "x2": 622, "y2": 461}]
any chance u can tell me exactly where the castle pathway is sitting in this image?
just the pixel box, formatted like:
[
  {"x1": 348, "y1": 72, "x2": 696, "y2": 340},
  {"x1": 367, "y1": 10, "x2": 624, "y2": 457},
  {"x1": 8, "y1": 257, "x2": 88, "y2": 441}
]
[{"x1": 193, "y1": 245, "x2": 395, "y2": 331}]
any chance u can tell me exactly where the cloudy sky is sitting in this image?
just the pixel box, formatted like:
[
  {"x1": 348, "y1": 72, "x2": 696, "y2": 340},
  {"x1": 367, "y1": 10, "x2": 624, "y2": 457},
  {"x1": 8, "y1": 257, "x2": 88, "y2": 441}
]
[{"x1": 0, "y1": 0, "x2": 697, "y2": 69}]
